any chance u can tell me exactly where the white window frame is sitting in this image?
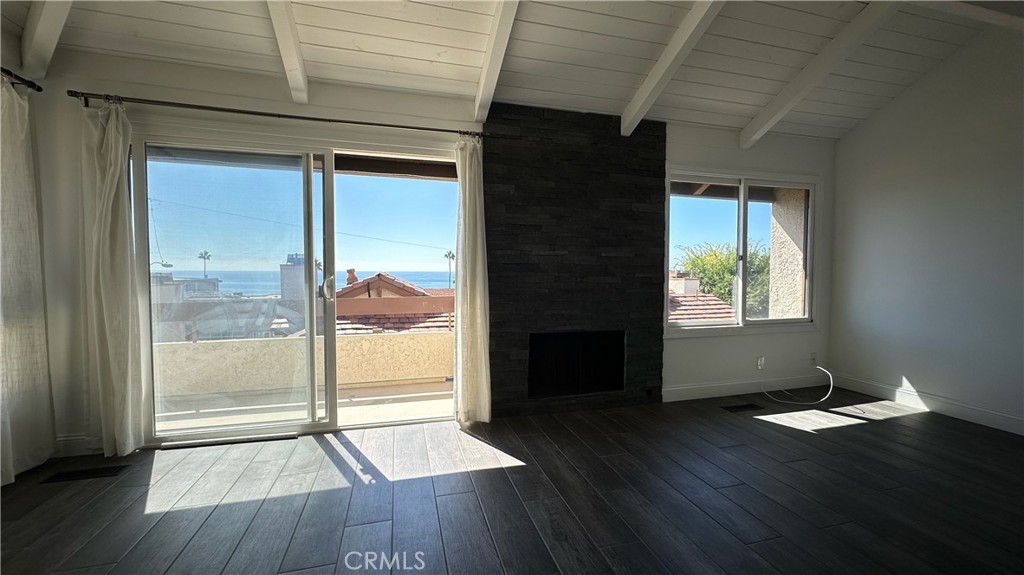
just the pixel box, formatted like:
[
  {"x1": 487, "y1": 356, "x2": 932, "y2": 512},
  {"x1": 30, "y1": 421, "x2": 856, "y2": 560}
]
[{"x1": 664, "y1": 167, "x2": 818, "y2": 338}]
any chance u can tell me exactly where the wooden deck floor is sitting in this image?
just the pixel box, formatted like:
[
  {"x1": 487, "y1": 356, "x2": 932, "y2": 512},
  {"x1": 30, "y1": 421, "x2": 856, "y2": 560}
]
[{"x1": 3, "y1": 387, "x2": 1022, "y2": 574}]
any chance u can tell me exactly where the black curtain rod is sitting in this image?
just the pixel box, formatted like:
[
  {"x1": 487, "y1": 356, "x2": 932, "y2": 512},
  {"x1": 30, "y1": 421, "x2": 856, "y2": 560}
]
[
  {"x1": 66, "y1": 90, "x2": 485, "y2": 137},
  {"x1": 2, "y1": 67, "x2": 43, "y2": 92}
]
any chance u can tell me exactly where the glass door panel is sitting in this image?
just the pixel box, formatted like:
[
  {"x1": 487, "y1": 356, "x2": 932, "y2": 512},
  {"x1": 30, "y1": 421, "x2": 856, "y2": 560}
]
[
  {"x1": 146, "y1": 145, "x2": 318, "y2": 434},
  {"x1": 744, "y1": 184, "x2": 811, "y2": 321},
  {"x1": 333, "y1": 171, "x2": 458, "y2": 426},
  {"x1": 668, "y1": 178, "x2": 742, "y2": 326}
]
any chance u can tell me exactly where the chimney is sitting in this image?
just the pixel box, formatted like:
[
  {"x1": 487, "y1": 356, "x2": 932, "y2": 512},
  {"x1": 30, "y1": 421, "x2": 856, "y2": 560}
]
[
  {"x1": 346, "y1": 269, "x2": 359, "y2": 285},
  {"x1": 668, "y1": 273, "x2": 700, "y2": 296}
]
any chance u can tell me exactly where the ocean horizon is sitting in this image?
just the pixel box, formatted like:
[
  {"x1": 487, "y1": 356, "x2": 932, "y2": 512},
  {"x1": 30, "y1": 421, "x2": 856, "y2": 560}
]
[{"x1": 169, "y1": 270, "x2": 453, "y2": 295}]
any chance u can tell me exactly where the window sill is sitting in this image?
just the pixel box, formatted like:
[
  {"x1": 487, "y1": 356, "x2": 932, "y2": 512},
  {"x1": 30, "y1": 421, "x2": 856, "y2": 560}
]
[{"x1": 664, "y1": 321, "x2": 818, "y2": 340}]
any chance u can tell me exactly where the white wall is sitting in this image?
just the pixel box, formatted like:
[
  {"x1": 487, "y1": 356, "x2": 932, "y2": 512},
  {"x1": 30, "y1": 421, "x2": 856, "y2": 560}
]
[
  {"x1": 1, "y1": 27, "x2": 19, "y2": 71},
  {"x1": 31, "y1": 48, "x2": 479, "y2": 453},
  {"x1": 663, "y1": 124, "x2": 834, "y2": 401},
  {"x1": 831, "y1": 28, "x2": 1024, "y2": 434}
]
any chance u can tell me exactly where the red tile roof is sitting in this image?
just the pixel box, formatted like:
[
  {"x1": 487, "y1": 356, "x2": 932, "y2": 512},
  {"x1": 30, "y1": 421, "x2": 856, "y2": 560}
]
[
  {"x1": 336, "y1": 313, "x2": 453, "y2": 334},
  {"x1": 337, "y1": 272, "x2": 430, "y2": 298},
  {"x1": 332, "y1": 273, "x2": 456, "y2": 334},
  {"x1": 668, "y1": 293, "x2": 735, "y2": 323}
]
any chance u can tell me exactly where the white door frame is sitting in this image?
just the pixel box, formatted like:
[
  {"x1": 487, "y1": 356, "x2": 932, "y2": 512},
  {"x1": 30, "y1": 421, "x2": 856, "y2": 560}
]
[{"x1": 131, "y1": 115, "x2": 458, "y2": 446}]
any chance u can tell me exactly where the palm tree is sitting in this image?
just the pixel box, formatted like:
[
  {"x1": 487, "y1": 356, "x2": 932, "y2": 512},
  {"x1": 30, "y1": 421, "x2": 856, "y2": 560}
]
[
  {"x1": 444, "y1": 250, "x2": 455, "y2": 288},
  {"x1": 197, "y1": 250, "x2": 212, "y2": 278},
  {"x1": 314, "y1": 258, "x2": 324, "y2": 297}
]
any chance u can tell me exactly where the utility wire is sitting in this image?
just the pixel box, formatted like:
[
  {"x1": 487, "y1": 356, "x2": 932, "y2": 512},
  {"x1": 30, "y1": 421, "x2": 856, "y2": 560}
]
[
  {"x1": 149, "y1": 205, "x2": 167, "y2": 262},
  {"x1": 149, "y1": 197, "x2": 451, "y2": 252}
]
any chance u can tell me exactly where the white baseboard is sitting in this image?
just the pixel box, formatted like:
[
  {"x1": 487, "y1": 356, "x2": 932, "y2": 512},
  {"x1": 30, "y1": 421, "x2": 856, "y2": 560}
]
[
  {"x1": 835, "y1": 374, "x2": 1024, "y2": 436},
  {"x1": 662, "y1": 374, "x2": 824, "y2": 403},
  {"x1": 55, "y1": 434, "x2": 102, "y2": 457}
]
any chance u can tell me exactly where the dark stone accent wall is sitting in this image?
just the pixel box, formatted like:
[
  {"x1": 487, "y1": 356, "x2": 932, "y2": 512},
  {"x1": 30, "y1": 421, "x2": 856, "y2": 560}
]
[{"x1": 483, "y1": 103, "x2": 666, "y2": 416}]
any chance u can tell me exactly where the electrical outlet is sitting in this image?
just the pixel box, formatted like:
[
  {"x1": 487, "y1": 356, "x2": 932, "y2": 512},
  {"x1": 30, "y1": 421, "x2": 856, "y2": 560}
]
[
  {"x1": 757, "y1": 356, "x2": 765, "y2": 370},
  {"x1": 810, "y1": 352, "x2": 817, "y2": 366}
]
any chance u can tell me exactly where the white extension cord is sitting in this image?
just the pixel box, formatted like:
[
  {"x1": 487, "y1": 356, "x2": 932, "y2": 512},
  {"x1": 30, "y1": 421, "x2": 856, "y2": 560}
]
[{"x1": 762, "y1": 365, "x2": 835, "y2": 406}]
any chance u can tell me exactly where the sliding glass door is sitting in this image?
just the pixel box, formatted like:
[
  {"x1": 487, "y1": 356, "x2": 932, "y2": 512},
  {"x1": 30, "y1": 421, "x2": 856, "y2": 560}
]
[
  {"x1": 141, "y1": 145, "x2": 334, "y2": 436},
  {"x1": 138, "y1": 142, "x2": 460, "y2": 437}
]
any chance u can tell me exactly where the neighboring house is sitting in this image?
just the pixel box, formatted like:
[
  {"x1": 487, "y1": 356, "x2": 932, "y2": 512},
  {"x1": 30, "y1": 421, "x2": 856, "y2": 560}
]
[
  {"x1": 151, "y1": 272, "x2": 222, "y2": 302},
  {"x1": 333, "y1": 271, "x2": 454, "y2": 335},
  {"x1": 667, "y1": 293, "x2": 735, "y2": 323},
  {"x1": 187, "y1": 299, "x2": 305, "y2": 340},
  {"x1": 151, "y1": 256, "x2": 313, "y2": 343},
  {"x1": 151, "y1": 298, "x2": 306, "y2": 342},
  {"x1": 333, "y1": 313, "x2": 453, "y2": 335},
  {"x1": 667, "y1": 275, "x2": 734, "y2": 322}
]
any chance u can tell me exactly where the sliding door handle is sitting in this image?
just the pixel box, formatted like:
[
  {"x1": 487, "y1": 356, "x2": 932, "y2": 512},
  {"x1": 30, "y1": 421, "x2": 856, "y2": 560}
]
[{"x1": 320, "y1": 274, "x2": 335, "y2": 301}]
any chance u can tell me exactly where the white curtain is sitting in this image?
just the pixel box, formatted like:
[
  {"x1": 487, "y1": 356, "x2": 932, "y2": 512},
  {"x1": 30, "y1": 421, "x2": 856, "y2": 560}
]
[
  {"x1": 81, "y1": 100, "x2": 144, "y2": 456},
  {"x1": 0, "y1": 79, "x2": 57, "y2": 485},
  {"x1": 454, "y1": 135, "x2": 491, "y2": 423}
]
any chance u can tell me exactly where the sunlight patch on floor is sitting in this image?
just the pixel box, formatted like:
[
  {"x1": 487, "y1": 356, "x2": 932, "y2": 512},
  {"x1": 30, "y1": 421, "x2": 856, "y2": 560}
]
[
  {"x1": 325, "y1": 422, "x2": 523, "y2": 486},
  {"x1": 830, "y1": 399, "x2": 928, "y2": 421},
  {"x1": 755, "y1": 409, "x2": 867, "y2": 433}
]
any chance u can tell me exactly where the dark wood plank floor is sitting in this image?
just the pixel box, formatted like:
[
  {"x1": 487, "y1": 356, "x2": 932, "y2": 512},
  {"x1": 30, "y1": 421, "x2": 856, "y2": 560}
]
[{"x1": 4, "y1": 387, "x2": 1023, "y2": 574}]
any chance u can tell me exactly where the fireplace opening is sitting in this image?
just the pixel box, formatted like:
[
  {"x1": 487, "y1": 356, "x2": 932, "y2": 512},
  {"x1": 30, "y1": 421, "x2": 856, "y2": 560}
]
[{"x1": 527, "y1": 330, "x2": 626, "y2": 398}]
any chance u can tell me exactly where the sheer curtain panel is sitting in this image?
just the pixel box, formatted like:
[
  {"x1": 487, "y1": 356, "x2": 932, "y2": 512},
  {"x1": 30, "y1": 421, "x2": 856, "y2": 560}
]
[
  {"x1": 81, "y1": 101, "x2": 144, "y2": 456},
  {"x1": 1, "y1": 79, "x2": 56, "y2": 485},
  {"x1": 454, "y1": 135, "x2": 491, "y2": 423}
]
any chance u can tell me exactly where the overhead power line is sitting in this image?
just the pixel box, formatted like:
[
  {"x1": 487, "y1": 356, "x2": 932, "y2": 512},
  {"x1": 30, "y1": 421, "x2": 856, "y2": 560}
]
[{"x1": 148, "y1": 197, "x2": 451, "y2": 252}]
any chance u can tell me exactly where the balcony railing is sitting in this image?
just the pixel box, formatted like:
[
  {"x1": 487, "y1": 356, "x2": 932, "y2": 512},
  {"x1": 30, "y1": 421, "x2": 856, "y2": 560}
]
[{"x1": 154, "y1": 331, "x2": 453, "y2": 395}]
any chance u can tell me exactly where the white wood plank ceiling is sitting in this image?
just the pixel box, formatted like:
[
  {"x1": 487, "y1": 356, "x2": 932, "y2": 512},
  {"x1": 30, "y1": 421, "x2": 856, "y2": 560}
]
[{"x1": 0, "y1": 1, "x2": 1006, "y2": 146}]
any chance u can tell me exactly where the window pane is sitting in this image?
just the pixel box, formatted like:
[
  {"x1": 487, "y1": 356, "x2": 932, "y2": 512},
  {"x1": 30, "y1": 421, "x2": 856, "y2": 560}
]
[
  {"x1": 746, "y1": 186, "x2": 810, "y2": 320},
  {"x1": 668, "y1": 180, "x2": 740, "y2": 325},
  {"x1": 146, "y1": 145, "x2": 312, "y2": 434}
]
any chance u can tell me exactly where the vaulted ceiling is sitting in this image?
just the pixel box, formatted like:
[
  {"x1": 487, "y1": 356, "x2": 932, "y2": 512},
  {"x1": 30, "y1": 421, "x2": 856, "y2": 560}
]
[{"x1": 1, "y1": 1, "x2": 1017, "y2": 147}]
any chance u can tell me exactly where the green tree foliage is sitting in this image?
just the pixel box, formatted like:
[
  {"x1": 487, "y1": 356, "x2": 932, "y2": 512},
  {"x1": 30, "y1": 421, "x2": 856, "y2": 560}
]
[
  {"x1": 674, "y1": 243, "x2": 737, "y2": 305},
  {"x1": 746, "y1": 244, "x2": 771, "y2": 319},
  {"x1": 674, "y1": 242, "x2": 770, "y2": 316}
]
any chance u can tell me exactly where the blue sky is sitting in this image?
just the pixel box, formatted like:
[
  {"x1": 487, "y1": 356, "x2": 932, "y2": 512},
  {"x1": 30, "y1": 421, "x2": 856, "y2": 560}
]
[
  {"x1": 147, "y1": 161, "x2": 458, "y2": 272},
  {"x1": 669, "y1": 196, "x2": 771, "y2": 265},
  {"x1": 148, "y1": 159, "x2": 770, "y2": 273},
  {"x1": 334, "y1": 174, "x2": 457, "y2": 273}
]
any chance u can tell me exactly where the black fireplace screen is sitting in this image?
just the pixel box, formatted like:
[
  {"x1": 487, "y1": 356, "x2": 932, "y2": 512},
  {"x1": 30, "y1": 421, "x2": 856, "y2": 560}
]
[{"x1": 527, "y1": 330, "x2": 625, "y2": 398}]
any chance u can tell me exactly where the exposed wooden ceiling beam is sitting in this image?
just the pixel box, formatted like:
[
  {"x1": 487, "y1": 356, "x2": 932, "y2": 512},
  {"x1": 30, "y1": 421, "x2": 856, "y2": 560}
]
[
  {"x1": 693, "y1": 183, "x2": 711, "y2": 196},
  {"x1": 620, "y1": 1, "x2": 723, "y2": 136},
  {"x1": 739, "y1": 2, "x2": 899, "y2": 149},
  {"x1": 21, "y1": 1, "x2": 72, "y2": 79},
  {"x1": 475, "y1": 0, "x2": 519, "y2": 122},
  {"x1": 267, "y1": 0, "x2": 308, "y2": 104},
  {"x1": 920, "y1": 1, "x2": 1024, "y2": 31}
]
